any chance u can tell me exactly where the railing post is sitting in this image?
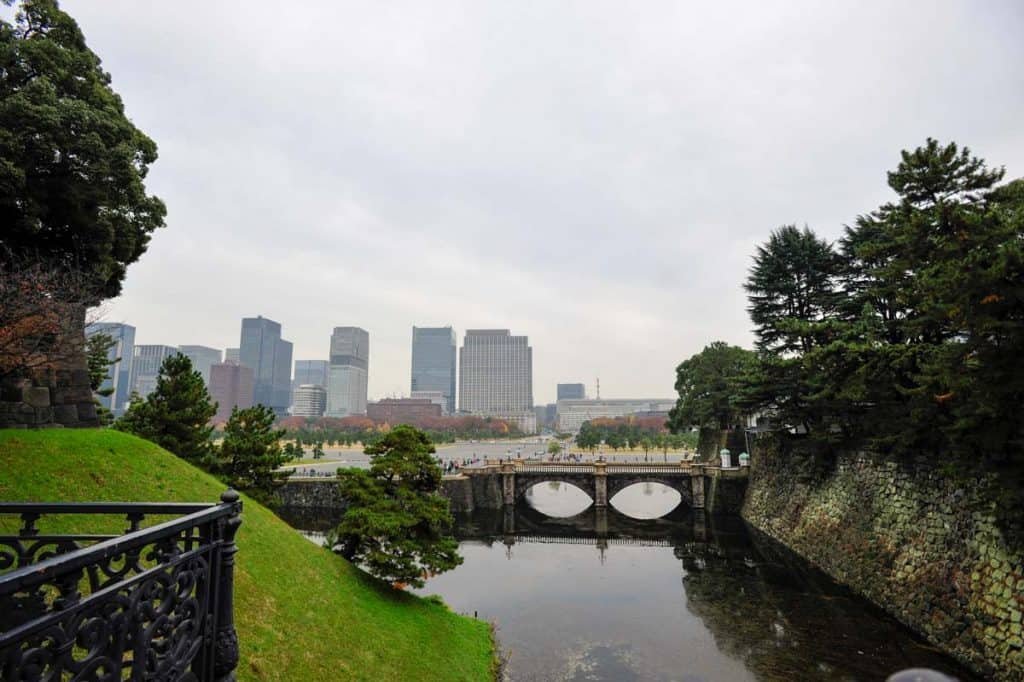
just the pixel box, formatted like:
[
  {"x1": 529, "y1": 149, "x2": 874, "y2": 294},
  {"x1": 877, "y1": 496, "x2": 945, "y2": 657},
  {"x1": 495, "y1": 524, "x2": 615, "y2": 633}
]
[{"x1": 214, "y1": 489, "x2": 243, "y2": 682}]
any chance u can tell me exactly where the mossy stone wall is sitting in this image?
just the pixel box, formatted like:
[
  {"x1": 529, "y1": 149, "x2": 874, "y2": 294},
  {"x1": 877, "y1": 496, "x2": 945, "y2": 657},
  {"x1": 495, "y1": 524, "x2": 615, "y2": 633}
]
[{"x1": 743, "y1": 447, "x2": 1023, "y2": 680}]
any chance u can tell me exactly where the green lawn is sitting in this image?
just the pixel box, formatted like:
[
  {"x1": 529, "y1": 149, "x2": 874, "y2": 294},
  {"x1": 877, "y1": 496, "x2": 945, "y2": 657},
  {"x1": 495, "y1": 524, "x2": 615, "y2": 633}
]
[{"x1": 0, "y1": 429, "x2": 496, "y2": 681}]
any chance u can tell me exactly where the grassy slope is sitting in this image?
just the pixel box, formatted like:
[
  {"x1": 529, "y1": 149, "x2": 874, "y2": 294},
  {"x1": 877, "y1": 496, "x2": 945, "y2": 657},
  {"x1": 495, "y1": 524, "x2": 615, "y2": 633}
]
[{"x1": 0, "y1": 429, "x2": 494, "y2": 681}]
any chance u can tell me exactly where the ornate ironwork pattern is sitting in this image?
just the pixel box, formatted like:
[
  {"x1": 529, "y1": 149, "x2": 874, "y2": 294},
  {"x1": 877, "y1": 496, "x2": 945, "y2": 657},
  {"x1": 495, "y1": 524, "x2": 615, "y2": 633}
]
[{"x1": 0, "y1": 492, "x2": 242, "y2": 682}]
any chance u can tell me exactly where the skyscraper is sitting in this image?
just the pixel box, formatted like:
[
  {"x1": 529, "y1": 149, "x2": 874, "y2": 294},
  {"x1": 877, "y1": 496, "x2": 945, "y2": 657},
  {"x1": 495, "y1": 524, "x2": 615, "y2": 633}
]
[
  {"x1": 411, "y1": 326, "x2": 456, "y2": 414},
  {"x1": 459, "y1": 329, "x2": 535, "y2": 432},
  {"x1": 239, "y1": 316, "x2": 292, "y2": 417},
  {"x1": 225, "y1": 348, "x2": 240, "y2": 363},
  {"x1": 130, "y1": 345, "x2": 178, "y2": 400},
  {"x1": 557, "y1": 383, "x2": 586, "y2": 401},
  {"x1": 85, "y1": 322, "x2": 135, "y2": 415},
  {"x1": 326, "y1": 327, "x2": 369, "y2": 417},
  {"x1": 293, "y1": 360, "x2": 329, "y2": 389},
  {"x1": 179, "y1": 345, "x2": 222, "y2": 385},
  {"x1": 209, "y1": 361, "x2": 254, "y2": 423}
]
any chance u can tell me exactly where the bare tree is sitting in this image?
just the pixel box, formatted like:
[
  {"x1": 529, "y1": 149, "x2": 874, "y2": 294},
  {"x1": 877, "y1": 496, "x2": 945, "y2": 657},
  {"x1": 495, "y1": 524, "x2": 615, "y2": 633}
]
[{"x1": 0, "y1": 256, "x2": 99, "y2": 381}]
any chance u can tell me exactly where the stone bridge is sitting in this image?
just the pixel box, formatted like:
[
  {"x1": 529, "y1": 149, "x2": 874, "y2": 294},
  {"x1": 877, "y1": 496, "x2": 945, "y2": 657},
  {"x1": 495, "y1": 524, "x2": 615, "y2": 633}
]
[
  {"x1": 277, "y1": 460, "x2": 749, "y2": 517},
  {"x1": 446, "y1": 460, "x2": 749, "y2": 515}
]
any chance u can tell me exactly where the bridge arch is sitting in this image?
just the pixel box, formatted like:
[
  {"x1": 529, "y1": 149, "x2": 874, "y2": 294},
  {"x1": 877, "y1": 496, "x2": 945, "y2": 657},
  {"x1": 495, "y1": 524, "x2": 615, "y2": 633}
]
[
  {"x1": 520, "y1": 480, "x2": 594, "y2": 517},
  {"x1": 513, "y1": 474, "x2": 596, "y2": 505},
  {"x1": 606, "y1": 475, "x2": 693, "y2": 507}
]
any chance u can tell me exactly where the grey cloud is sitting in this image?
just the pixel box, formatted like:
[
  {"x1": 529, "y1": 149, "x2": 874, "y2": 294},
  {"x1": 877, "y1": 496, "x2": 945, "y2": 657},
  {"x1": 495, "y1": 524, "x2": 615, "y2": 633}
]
[{"x1": 51, "y1": 0, "x2": 1024, "y2": 402}]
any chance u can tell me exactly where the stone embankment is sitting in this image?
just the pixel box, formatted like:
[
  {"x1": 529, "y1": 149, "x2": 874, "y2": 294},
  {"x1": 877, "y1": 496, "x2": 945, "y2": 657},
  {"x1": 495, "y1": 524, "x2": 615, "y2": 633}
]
[{"x1": 743, "y1": 447, "x2": 1023, "y2": 680}]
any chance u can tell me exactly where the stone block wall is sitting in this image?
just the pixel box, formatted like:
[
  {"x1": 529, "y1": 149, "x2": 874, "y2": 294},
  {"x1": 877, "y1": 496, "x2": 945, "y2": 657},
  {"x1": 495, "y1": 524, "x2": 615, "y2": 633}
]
[
  {"x1": 743, "y1": 446, "x2": 1023, "y2": 680},
  {"x1": 277, "y1": 475, "x2": 501, "y2": 515},
  {"x1": 0, "y1": 369, "x2": 99, "y2": 428},
  {"x1": 704, "y1": 471, "x2": 747, "y2": 514},
  {"x1": 277, "y1": 479, "x2": 347, "y2": 509}
]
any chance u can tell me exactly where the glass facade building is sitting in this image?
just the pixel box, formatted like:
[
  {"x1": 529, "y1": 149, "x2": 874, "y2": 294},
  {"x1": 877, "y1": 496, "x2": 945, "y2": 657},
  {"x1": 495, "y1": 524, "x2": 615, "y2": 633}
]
[
  {"x1": 293, "y1": 360, "x2": 329, "y2": 389},
  {"x1": 410, "y1": 326, "x2": 457, "y2": 414},
  {"x1": 239, "y1": 316, "x2": 293, "y2": 417},
  {"x1": 557, "y1": 383, "x2": 586, "y2": 401},
  {"x1": 326, "y1": 327, "x2": 369, "y2": 417}
]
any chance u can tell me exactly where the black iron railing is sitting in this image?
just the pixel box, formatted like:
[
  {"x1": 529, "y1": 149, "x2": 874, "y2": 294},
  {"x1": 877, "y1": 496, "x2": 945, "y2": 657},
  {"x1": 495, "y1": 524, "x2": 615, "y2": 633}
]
[{"x1": 0, "y1": 490, "x2": 242, "y2": 682}]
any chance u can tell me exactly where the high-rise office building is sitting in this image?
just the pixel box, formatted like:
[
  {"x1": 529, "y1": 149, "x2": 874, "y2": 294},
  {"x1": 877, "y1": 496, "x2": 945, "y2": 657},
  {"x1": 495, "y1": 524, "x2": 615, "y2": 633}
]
[
  {"x1": 225, "y1": 348, "x2": 240, "y2": 363},
  {"x1": 557, "y1": 383, "x2": 586, "y2": 401},
  {"x1": 292, "y1": 384, "x2": 327, "y2": 418},
  {"x1": 130, "y1": 345, "x2": 179, "y2": 400},
  {"x1": 273, "y1": 338, "x2": 293, "y2": 411},
  {"x1": 209, "y1": 362, "x2": 254, "y2": 423},
  {"x1": 239, "y1": 316, "x2": 292, "y2": 417},
  {"x1": 85, "y1": 322, "x2": 135, "y2": 415},
  {"x1": 411, "y1": 326, "x2": 457, "y2": 414},
  {"x1": 459, "y1": 329, "x2": 535, "y2": 432},
  {"x1": 293, "y1": 360, "x2": 329, "y2": 389},
  {"x1": 326, "y1": 327, "x2": 369, "y2": 417},
  {"x1": 179, "y1": 345, "x2": 222, "y2": 385}
]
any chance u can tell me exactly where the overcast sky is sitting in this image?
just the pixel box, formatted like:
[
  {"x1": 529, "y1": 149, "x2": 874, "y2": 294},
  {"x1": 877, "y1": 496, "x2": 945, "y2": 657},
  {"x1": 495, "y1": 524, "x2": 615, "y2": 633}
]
[{"x1": 53, "y1": 1, "x2": 1024, "y2": 404}]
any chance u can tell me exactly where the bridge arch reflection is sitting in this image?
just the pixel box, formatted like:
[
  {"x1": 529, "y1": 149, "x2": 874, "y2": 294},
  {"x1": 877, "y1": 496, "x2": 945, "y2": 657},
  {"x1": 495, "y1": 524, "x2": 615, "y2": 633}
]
[
  {"x1": 608, "y1": 481, "x2": 683, "y2": 519},
  {"x1": 522, "y1": 480, "x2": 593, "y2": 517}
]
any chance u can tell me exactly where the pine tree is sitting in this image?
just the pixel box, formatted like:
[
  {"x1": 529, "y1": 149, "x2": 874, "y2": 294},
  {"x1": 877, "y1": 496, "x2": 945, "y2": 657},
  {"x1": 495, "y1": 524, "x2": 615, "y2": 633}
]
[
  {"x1": 214, "y1": 405, "x2": 294, "y2": 504},
  {"x1": 329, "y1": 425, "x2": 461, "y2": 588},
  {"x1": 85, "y1": 331, "x2": 117, "y2": 425},
  {"x1": 744, "y1": 225, "x2": 842, "y2": 355},
  {"x1": 114, "y1": 354, "x2": 216, "y2": 464}
]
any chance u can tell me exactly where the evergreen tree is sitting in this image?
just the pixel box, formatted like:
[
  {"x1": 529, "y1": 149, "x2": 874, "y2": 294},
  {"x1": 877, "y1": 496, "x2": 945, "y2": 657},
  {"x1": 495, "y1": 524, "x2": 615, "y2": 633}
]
[
  {"x1": 835, "y1": 139, "x2": 1018, "y2": 458},
  {"x1": 0, "y1": 0, "x2": 166, "y2": 300},
  {"x1": 329, "y1": 425, "x2": 461, "y2": 588},
  {"x1": 84, "y1": 331, "x2": 117, "y2": 425},
  {"x1": 668, "y1": 341, "x2": 755, "y2": 454},
  {"x1": 744, "y1": 225, "x2": 842, "y2": 355},
  {"x1": 114, "y1": 354, "x2": 215, "y2": 464},
  {"x1": 215, "y1": 405, "x2": 294, "y2": 503}
]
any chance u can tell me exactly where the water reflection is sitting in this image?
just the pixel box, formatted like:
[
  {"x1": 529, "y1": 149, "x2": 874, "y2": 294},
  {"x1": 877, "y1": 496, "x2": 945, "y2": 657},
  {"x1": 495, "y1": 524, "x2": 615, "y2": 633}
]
[
  {"x1": 524, "y1": 481, "x2": 592, "y2": 517},
  {"x1": 525, "y1": 480, "x2": 684, "y2": 520},
  {"x1": 279, "y1": 499, "x2": 976, "y2": 681}
]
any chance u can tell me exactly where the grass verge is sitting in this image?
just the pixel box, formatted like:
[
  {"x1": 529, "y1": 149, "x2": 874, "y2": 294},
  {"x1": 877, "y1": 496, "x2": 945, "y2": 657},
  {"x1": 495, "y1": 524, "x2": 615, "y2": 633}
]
[{"x1": 0, "y1": 428, "x2": 496, "y2": 681}]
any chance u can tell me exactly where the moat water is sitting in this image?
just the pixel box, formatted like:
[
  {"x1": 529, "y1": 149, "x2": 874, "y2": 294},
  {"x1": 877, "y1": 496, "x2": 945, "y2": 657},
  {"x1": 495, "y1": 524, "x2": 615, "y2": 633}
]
[{"x1": 280, "y1": 483, "x2": 976, "y2": 681}]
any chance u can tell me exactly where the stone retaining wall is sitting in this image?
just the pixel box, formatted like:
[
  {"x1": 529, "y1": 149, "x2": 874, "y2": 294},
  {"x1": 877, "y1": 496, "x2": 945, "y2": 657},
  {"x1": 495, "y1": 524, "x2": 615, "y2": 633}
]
[
  {"x1": 277, "y1": 477, "x2": 477, "y2": 512},
  {"x1": 742, "y1": 446, "x2": 1023, "y2": 680},
  {"x1": 0, "y1": 369, "x2": 99, "y2": 428},
  {"x1": 277, "y1": 479, "x2": 347, "y2": 509}
]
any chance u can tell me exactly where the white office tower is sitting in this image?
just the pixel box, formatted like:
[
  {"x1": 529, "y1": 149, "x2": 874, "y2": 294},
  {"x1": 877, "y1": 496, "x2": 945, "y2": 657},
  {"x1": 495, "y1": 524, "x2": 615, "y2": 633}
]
[
  {"x1": 326, "y1": 327, "x2": 369, "y2": 416},
  {"x1": 459, "y1": 329, "x2": 536, "y2": 433}
]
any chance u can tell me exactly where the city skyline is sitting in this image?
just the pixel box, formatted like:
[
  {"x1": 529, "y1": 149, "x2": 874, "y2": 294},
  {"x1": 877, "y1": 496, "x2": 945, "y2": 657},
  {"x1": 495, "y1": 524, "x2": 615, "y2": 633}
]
[
  {"x1": 75, "y1": 4, "x2": 1024, "y2": 408},
  {"x1": 88, "y1": 314, "x2": 624, "y2": 405}
]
